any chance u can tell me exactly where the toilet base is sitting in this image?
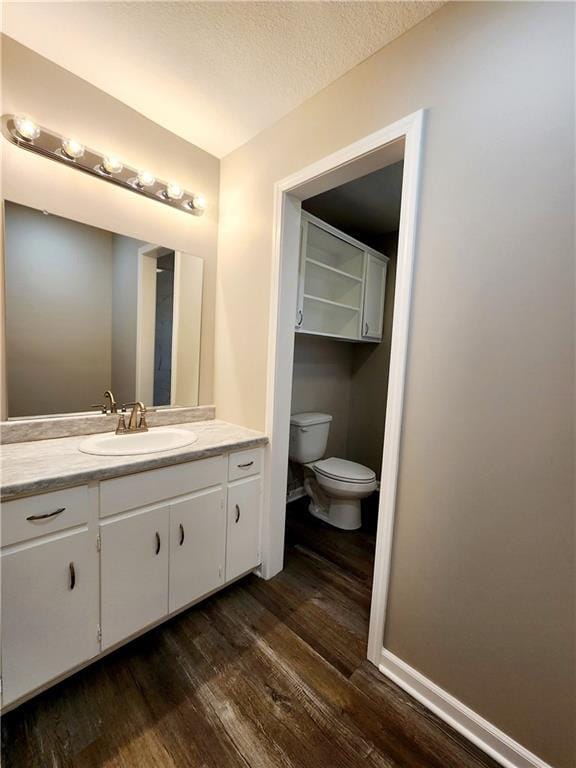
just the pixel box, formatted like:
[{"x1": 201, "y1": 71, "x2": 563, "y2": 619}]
[{"x1": 309, "y1": 498, "x2": 362, "y2": 531}]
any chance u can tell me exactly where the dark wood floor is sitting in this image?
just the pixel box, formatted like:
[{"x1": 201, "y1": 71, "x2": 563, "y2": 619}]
[{"x1": 2, "y1": 498, "x2": 499, "y2": 768}]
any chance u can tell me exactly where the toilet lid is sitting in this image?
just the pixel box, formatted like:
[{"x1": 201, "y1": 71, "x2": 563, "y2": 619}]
[{"x1": 314, "y1": 458, "x2": 376, "y2": 483}]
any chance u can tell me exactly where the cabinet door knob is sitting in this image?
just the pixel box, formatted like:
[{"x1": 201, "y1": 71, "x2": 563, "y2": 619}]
[
  {"x1": 179, "y1": 523, "x2": 185, "y2": 546},
  {"x1": 27, "y1": 507, "x2": 65, "y2": 521},
  {"x1": 69, "y1": 562, "x2": 76, "y2": 590},
  {"x1": 155, "y1": 531, "x2": 161, "y2": 555},
  {"x1": 235, "y1": 504, "x2": 241, "y2": 523}
]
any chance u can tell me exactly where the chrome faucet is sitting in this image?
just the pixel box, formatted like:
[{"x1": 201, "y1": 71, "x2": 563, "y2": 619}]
[{"x1": 116, "y1": 401, "x2": 148, "y2": 434}]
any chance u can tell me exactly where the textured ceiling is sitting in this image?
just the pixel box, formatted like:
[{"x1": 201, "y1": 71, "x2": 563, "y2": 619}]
[
  {"x1": 303, "y1": 161, "x2": 404, "y2": 241},
  {"x1": 2, "y1": 1, "x2": 443, "y2": 158}
]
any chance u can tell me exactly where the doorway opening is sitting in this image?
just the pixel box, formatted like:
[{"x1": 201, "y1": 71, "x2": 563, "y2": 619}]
[{"x1": 264, "y1": 111, "x2": 424, "y2": 667}]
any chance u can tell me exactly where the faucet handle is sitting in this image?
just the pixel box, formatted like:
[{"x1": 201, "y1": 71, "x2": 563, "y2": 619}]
[
  {"x1": 115, "y1": 414, "x2": 128, "y2": 434},
  {"x1": 90, "y1": 404, "x2": 107, "y2": 414},
  {"x1": 139, "y1": 412, "x2": 149, "y2": 430}
]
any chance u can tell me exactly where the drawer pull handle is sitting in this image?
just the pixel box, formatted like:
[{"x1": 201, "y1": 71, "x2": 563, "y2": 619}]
[
  {"x1": 179, "y1": 523, "x2": 185, "y2": 546},
  {"x1": 235, "y1": 504, "x2": 241, "y2": 523},
  {"x1": 69, "y1": 562, "x2": 76, "y2": 590},
  {"x1": 27, "y1": 506, "x2": 66, "y2": 521},
  {"x1": 238, "y1": 461, "x2": 254, "y2": 469},
  {"x1": 155, "y1": 531, "x2": 161, "y2": 555}
]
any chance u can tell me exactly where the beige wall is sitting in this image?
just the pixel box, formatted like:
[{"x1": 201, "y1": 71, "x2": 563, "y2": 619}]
[
  {"x1": 4, "y1": 202, "x2": 113, "y2": 416},
  {"x1": 215, "y1": 3, "x2": 575, "y2": 766},
  {"x1": 1, "y1": 36, "x2": 219, "y2": 407}
]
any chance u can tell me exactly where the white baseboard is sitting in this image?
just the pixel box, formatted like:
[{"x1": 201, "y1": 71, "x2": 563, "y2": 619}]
[{"x1": 379, "y1": 649, "x2": 553, "y2": 768}]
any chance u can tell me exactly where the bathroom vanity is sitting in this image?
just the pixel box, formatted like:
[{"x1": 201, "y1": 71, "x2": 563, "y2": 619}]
[{"x1": 0, "y1": 419, "x2": 267, "y2": 710}]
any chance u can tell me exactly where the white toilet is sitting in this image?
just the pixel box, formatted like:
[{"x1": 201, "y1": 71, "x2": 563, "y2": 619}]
[{"x1": 289, "y1": 412, "x2": 377, "y2": 531}]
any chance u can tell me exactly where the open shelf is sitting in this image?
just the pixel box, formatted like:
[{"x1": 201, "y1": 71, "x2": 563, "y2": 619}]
[
  {"x1": 306, "y1": 258, "x2": 363, "y2": 283},
  {"x1": 301, "y1": 295, "x2": 360, "y2": 339},
  {"x1": 304, "y1": 261, "x2": 363, "y2": 309},
  {"x1": 303, "y1": 294, "x2": 360, "y2": 312},
  {"x1": 306, "y1": 223, "x2": 364, "y2": 279}
]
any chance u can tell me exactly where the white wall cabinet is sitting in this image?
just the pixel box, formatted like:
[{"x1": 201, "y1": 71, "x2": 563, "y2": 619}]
[
  {"x1": 296, "y1": 212, "x2": 388, "y2": 343},
  {"x1": 1, "y1": 529, "x2": 99, "y2": 706},
  {"x1": 0, "y1": 446, "x2": 264, "y2": 710},
  {"x1": 100, "y1": 505, "x2": 170, "y2": 650}
]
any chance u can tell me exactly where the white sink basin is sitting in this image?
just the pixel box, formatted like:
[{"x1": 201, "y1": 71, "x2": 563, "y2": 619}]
[{"x1": 79, "y1": 428, "x2": 198, "y2": 456}]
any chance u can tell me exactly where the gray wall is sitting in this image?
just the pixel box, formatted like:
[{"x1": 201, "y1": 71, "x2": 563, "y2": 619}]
[
  {"x1": 216, "y1": 3, "x2": 576, "y2": 765},
  {"x1": 4, "y1": 202, "x2": 113, "y2": 416},
  {"x1": 291, "y1": 335, "x2": 354, "y2": 459}
]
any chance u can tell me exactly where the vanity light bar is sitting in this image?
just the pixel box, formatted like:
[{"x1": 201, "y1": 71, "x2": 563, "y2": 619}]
[{"x1": 1, "y1": 115, "x2": 207, "y2": 217}]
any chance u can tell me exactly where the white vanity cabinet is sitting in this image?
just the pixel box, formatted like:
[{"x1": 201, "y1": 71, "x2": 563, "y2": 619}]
[
  {"x1": 169, "y1": 488, "x2": 226, "y2": 613},
  {"x1": 0, "y1": 445, "x2": 265, "y2": 710},
  {"x1": 296, "y1": 212, "x2": 388, "y2": 343},
  {"x1": 100, "y1": 504, "x2": 170, "y2": 649},
  {"x1": 1, "y1": 487, "x2": 99, "y2": 707}
]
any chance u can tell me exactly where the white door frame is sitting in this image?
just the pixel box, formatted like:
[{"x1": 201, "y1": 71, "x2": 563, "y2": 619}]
[{"x1": 263, "y1": 109, "x2": 425, "y2": 666}]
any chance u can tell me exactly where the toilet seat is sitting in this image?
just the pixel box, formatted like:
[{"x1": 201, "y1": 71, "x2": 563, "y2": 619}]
[{"x1": 314, "y1": 457, "x2": 376, "y2": 484}]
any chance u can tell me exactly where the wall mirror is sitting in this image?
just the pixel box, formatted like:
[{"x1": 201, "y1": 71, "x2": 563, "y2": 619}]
[{"x1": 3, "y1": 201, "x2": 204, "y2": 419}]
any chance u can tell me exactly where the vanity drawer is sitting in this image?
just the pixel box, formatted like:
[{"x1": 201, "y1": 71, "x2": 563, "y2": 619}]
[
  {"x1": 1, "y1": 486, "x2": 90, "y2": 547},
  {"x1": 99, "y1": 455, "x2": 226, "y2": 518},
  {"x1": 228, "y1": 448, "x2": 263, "y2": 482}
]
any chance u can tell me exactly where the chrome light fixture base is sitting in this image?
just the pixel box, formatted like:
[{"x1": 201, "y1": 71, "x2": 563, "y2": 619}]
[{"x1": 2, "y1": 114, "x2": 206, "y2": 217}]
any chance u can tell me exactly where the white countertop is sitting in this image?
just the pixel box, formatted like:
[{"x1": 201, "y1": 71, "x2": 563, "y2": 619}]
[{"x1": 0, "y1": 420, "x2": 268, "y2": 502}]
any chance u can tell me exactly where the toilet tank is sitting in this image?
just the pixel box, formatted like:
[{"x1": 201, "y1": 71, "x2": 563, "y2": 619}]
[{"x1": 289, "y1": 412, "x2": 332, "y2": 463}]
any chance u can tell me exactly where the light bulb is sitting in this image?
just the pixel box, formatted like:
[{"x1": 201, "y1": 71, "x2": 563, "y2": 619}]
[
  {"x1": 164, "y1": 182, "x2": 183, "y2": 200},
  {"x1": 101, "y1": 155, "x2": 123, "y2": 175},
  {"x1": 61, "y1": 138, "x2": 85, "y2": 160},
  {"x1": 136, "y1": 170, "x2": 155, "y2": 188},
  {"x1": 14, "y1": 116, "x2": 40, "y2": 141},
  {"x1": 189, "y1": 194, "x2": 207, "y2": 212}
]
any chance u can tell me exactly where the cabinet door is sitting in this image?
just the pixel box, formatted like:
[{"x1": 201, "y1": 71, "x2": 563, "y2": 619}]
[
  {"x1": 226, "y1": 477, "x2": 262, "y2": 581},
  {"x1": 1, "y1": 530, "x2": 99, "y2": 706},
  {"x1": 169, "y1": 489, "x2": 226, "y2": 613},
  {"x1": 100, "y1": 505, "x2": 169, "y2": 650},
  {"x1": 362, "y1": 254, "x2": 387, "y2": 341}
]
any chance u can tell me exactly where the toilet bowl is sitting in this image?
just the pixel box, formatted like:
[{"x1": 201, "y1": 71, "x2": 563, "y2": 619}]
[
  {"x1": 311, "y1": 457, "x2": 377, "y2": 530},
  {"x1": 289, "y1": 412, "x2": 377, "y2": 531}
]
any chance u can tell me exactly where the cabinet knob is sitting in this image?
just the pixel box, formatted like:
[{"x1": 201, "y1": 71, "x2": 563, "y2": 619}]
[
  {"x1": 179, "y1": 523, "x2": 185, "y2": 546},
  {"x1": 69, "y1": 562, "x2": 76, "y2": 590},
  {"x1": 155, "y1": 531, "x2": 161, "y2": 555},
  {"x1": 235, "y1": 504, "x2": 241, "y2": 523}
]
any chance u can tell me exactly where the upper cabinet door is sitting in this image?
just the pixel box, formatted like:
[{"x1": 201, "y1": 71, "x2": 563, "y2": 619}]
[
  {"x1": 1, "y1": 530, "x2": 99, "y2": 706},
  {"x1": 362, "y1": 254, "x2": 388, "y2": 341},
  {"x1": 100, "y1": 505, "x2": 169, "y2": 650},
  {"x1": 169, "y1": 489, "x2": 226, "y2": 614}
]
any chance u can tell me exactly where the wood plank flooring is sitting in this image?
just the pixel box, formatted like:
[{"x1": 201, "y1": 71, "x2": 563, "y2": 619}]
[{"x1": 2, "y1": 498, "x2": 500, "y2": 768}]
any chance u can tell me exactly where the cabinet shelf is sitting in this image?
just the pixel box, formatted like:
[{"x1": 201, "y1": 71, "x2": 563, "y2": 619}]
[
  {"x1": 305, "y1": 257, "x2": 363, "y2": 283},
  {"x1": 303, "y1": 294, "x2": 360, "y2": 312}
]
